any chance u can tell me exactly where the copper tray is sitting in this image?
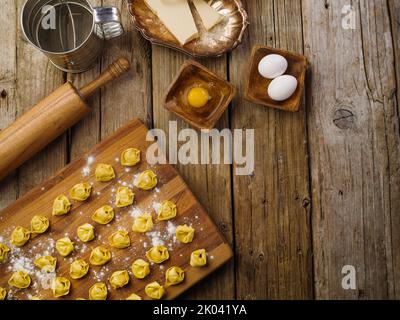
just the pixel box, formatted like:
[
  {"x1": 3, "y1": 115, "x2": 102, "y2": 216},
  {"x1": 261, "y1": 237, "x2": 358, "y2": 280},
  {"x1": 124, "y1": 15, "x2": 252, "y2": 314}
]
[{"x1": 127, "y1": 0, "x2": 249, "y2": 57}]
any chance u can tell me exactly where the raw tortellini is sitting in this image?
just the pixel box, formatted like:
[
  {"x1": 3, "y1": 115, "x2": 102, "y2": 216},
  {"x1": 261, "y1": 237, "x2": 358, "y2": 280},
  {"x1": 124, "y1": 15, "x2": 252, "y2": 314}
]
[
  {"x1": 126, "y1": 293, "x2": 142, "y2": 300},
  {"x1": 109, "y1": 270, "x2": 130, "y2": 289},
  {"x1": 190, "y1": 249, "x2": 207, "y2": 267},
  {"x1": 56, "y1": 237, "x2": 74, "y2": 257},
  {"x1": 0, "y1": 287, "x2": 7, "y2": 300},
  {"x1": 146, "y1": 246, "x2": 169, "y2": 264},
  {"x1": 69, "y1": 182, "x2": 92, "y2": 201},
  {"x1": 176, "y1": 225, "x2": 195, "y2": 244},
  {"x1": 92, "y1": 205, "x2": 115, "y2": 225},
  {"x1": 8, "y1": 271, "x2": 31, "y2": 289},
  {"x1": 135, "y1": 170, "x2": 158, "y2": 191},
  {"x1": 115, "y1": 187, "x2": 135, "y2": 207},
  {"x1": 0, "y1": 243, "x2": 10, "y2": 263},
  {"x1": 108, "y1": 230, "x2": 130, "y2": 249},
  {"x1": 131, "y1": 259, "x2": 150, "y2": 279},
  {"x1": 77, "y1": 223, "x2": 95, "y2": 242},
  {"x1": 11, "y1": 226, "x2": 30, "y2": 247},
  {"x1": 89, "y1": 282, "x2": 108, "y2": 300},
  {"x1": 158, "y1": 200, "x2": 177, "y2": 221},
  {"x1": 145, "y1": 282, "x2": 165, "y2": 300},
  {"x1": 30, "y1": 215, "x2": 50, "y2": 234},
  {"x1": 165, "y1": 266, "x2": 185, "y2": 286},
  {"x1": 52, "y1": 277, "x2": 71, "y2": 298},
  {"x1": 121, "y1": 148, "x2": 141, "y2": 166},
  {"x1": 52, "y1": 195, "x2": 71, "y2": 216},
  {"x1": 95, "y1": 164, "x2": 115, "y2": 182},
  {"x1": 132, "y1": 214, "x2": 153, "y2": 233},
  {"x1": 70, "y1": 259, "x2": 89, "y2": 279},
  {"x1": 34, "y1": 255, "x2": 57, "y2": 273},
  {"x1": 89, "y1": 246, "x2": 111, "y2": 266}
]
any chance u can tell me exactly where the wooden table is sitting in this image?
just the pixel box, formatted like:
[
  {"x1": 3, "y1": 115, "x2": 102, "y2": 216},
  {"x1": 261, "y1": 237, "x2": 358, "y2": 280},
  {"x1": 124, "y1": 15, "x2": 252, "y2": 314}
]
[{"x1": 0, "y1": 0, "x2": 399, "y2": 300}]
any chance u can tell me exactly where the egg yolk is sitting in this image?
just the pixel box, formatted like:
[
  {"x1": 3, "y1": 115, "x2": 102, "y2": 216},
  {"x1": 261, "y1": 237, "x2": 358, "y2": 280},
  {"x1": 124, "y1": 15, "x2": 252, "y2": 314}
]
[{"x1": 187, "y1": 87, "x2": 211, "y2": 108}]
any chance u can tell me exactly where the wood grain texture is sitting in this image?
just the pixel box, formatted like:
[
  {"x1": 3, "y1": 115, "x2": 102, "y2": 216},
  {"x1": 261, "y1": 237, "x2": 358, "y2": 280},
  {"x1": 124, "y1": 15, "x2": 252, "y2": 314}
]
[
  {"x1": 0, "y1": 0, "x2": 18, "y2": 211},
  {"x1": 101, "y1": 0, "x2": 153, "y2": 134},
  {"x1": 388, "y1": 0, "x2": 400, "y2": 299},
  {"x1": 0, "y1": 119, "x2": 232, "y2": 300},
  {"x1": 303, "y1": 0, "x2": 400, "y2": 299},
  {"x1": 230, "y1": 0, "x2": 313, "y2": 299},
  {"x1": 68, "y1": 0, "x2": 102, "y2": 162},
  {"x1": 151, "y1": 47, "x2": 235, "y2": 299}
]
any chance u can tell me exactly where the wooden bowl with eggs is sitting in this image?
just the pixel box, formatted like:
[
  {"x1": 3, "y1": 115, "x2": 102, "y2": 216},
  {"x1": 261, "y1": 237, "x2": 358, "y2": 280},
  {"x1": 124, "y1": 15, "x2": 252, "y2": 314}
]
[{"x1": 245, "y1": 45, "x2": 308, "y2": 112}]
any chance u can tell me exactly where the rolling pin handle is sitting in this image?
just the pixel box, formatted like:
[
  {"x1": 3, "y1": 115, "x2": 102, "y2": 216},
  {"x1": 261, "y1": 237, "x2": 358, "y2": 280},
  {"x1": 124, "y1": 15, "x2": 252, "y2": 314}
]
[{"x1": 79, "y1": 57, "x2": 131, "y2": 99}]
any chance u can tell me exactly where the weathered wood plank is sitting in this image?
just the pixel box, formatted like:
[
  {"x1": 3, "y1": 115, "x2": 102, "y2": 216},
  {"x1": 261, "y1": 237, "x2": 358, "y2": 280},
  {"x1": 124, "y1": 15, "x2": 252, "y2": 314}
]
[
  {"x1": 15, "y1": 0, "x2": 67, "y2": 196},
  {"x1": 101, "y1": 0, "x2": 153, "y2": 135},
  {"x1": 151, "y1": 47, "x2": 235, "y2": 299},
  {"x1": 388, "y1": 0, "x2": 400, "y2": 300},
  {"x1": 0, "y1": 0, "x2": 18, "y2": 210},
  {"x1": 68, "y1": 0, "x2": 102, "y2": 161},
  {"x1": 303, "y1": 0, "x2": 400, "y2": 299},
  {"x1": 230, "y1": 0, "x2": 313, "y2": 299}
]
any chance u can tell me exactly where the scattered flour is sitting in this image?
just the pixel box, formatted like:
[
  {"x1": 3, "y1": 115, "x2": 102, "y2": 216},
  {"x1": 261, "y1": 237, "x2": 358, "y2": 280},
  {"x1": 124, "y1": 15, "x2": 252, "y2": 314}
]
[
  {"x1": 81, "y1": 156, "x2": 95, "y2": 177},
  {"x1": 130, "y1": 208, "x2": 143, "y2": 219},
  {"x1": 152, "y1": 202, "x2": 161, "y2": 213}
]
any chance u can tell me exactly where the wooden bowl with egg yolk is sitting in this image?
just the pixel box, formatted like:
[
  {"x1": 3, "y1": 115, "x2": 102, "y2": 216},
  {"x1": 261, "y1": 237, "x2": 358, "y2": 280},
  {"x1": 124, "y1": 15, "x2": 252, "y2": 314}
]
[
  {"x1": 164, "y1": 60, "x2": 236, "y2": 130},
  {"x1": 244, "y1": 44, "x2": 308, "y2": 112}
]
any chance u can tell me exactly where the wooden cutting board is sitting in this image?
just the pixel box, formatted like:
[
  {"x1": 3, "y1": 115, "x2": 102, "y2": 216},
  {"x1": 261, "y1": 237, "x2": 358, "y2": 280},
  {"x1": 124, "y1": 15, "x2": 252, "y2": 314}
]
[{"x1": 0, "y1": 119, "x2": 232, "y2": 300}]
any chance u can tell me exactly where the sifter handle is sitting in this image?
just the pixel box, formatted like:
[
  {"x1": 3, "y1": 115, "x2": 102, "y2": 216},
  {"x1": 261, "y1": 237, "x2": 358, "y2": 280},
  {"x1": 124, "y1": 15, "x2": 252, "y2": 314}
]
[{"x1": 79, "y1": 57, "x2": 131, "y2": 99}]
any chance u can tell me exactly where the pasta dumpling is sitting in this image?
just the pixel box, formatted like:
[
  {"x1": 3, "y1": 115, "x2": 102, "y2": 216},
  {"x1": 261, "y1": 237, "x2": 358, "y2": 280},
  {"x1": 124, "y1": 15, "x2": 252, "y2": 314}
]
[
  {"x1": 34, "y1": 255, "x2": 57, "y2": 273},
  {"x1": 121, "y1": 148, "x2": 141, "y2": 166},
  {"x1": 52, "y1": 195, "x2": 71, "y2": 216},
  {"x1": 11, "y1": 226, "x2": 30, "y2": 247},
  {"x1": 56, "y1": 237, "x2": 74, "y2": 257},
  {"x1": 30, "y1": 215, "x2": 50, "y2": 234},
  {"x1": 190, "y1": 249, "x2": 207, "y2": 267},
  {"x1": 89, "y1": 246, "x2": 111, "y2": 266},
  {"x1": 108, "y1": 230, "x2": 130, "y2": 249},
  {"x1": 145, "y1": 282, "x2": 165, "y2": 300},
  {"x1": 157, "y1": 200, "x2": 177, "y2": 221},
  {"x1": 0, "y1": 287, "x2": 7, "y2": 300},
  {"x1": 131, "y1": 259, "x2": 150, "y2": 279},
  {"x1": 77, "y1": 223, "x2": 95, "y2": 242},
  {"x1": 92, "y1": 205, "x2": 115, "y2": 225},
  {"x1": 70, "y1": 259, "x2": 89, "y2": 279},
  {"x1": 176, "y1": 225, "x2": 195, "y2": 244},
  {"x1": 126, "y1": 293, "x2": 142, "y2": 300},
  {"x1": 109, "y1": 270, "x2": 130, "y2": 289},
  {"x1": 115, "y1": 187, "x2": 134, "y2": 207},
  {"x1": 135, "y1": 170, "x2": 158, "y2": 191},
  {"x1": 0, "y1": 243, "x2": 10, "y2": 263},
  {"x1": 69, "y1": 182, "x2": 92, "y2": 201},
  {"x1": 146, "y1": 246, "x2": 169, "y2": 264},
  {"x1": 89, "y1": 282, "x2": 108, "y2": 300},
  {"x1": 165, "y1": 266, "x2": 185, "y2": 286},
  {"x1": 8, "y1": 271, "x2": 31, "y2": 289},
  {"x1": 132, "y1": 214, "x2": 153, "y2": 233},
  {"x1": 95, "y1": 164, "x2": 115, "y2": 182},
  {"x1": 52, "y1": 277, "x2": 70, "y2": 298}
]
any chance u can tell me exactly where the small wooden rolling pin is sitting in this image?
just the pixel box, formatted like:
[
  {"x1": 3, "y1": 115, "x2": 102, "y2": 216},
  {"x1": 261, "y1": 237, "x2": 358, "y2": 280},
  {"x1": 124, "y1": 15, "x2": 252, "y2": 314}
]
[{"x1": 0, "y1": 57, "x2": 131, "y2": 181}]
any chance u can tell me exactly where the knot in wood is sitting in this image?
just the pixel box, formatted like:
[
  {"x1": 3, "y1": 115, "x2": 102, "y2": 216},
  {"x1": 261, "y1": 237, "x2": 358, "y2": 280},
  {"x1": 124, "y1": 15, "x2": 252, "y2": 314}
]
[
  {"x1": 0, "y1": 89, "x2": 7, "y2": 99},
  {"x1": 333, "y1": 108, "x2": 356, "y2": 130}
]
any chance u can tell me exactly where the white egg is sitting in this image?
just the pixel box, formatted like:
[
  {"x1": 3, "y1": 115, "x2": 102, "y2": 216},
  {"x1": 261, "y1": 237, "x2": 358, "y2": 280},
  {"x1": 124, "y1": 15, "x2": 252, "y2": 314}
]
[
  {"x1": 268, "y1": 75, "x2": 298, "y2": 101},
  {"x1": 258, "y1": 54, "x2": 288, "y2": 79}
]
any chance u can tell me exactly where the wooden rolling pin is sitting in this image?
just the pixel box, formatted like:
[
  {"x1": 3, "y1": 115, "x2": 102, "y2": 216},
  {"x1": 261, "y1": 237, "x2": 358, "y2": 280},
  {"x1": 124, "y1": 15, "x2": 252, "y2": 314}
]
[{"x1": 0, "y1": 57, "x2": 130, "y2": 181}]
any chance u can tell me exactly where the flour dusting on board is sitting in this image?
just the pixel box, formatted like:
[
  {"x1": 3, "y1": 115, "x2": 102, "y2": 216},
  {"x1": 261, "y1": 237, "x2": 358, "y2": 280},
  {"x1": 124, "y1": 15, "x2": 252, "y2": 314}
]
[{"x1": 81, "y1": 155, "x2": 95, "y2": 177}]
